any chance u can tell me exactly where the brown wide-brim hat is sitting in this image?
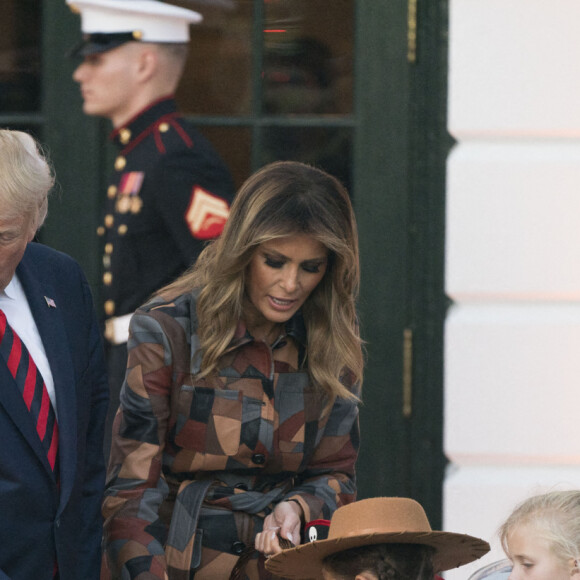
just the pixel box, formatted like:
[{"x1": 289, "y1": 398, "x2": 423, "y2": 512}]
[{"x1": 265, "y1": 497, "x2": 490, "y2": 579}]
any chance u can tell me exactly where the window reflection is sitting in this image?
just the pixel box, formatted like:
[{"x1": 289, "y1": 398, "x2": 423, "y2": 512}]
[
  {"x1": 263, "y1": 36, "x2": 337, "y2": 115},
  {"x1": 173, "y1": 0, "x2": 354, "y2": 191},
  {"x1": 176, "y1": 0, "x2": 253, "y2": 116},
  {"x1": 0, "y1": 0, "x2": 41, "y2": 112},
  {"x1": 175, "y1": 0, "x2": 353, "y2": 118},
  {"x1": 263, "y1": 0, "x2": 353, "y2": 116}
]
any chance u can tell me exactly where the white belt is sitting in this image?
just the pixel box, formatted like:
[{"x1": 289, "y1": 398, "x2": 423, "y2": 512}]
[{"x1": 104, "y1": 313, "x2": 132, "y2": 345}]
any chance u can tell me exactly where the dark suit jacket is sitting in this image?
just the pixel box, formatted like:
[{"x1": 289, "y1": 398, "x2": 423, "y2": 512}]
[{"x1": 0, "y1": 243, "x2": 108, "y2": 580}]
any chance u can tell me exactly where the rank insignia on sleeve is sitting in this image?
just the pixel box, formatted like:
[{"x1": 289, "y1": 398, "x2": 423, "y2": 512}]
[{"x1": 185, "y1": 186, "x2": 230, "y2": 239}]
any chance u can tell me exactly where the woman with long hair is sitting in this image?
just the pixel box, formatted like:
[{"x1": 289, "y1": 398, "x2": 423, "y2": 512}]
[{"x1": 102, "y1": 161, "x2": 363, "y2": 579}]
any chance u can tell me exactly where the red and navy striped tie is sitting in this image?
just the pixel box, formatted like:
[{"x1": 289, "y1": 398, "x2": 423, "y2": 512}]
[{"x1": 0, "y1": 309, "x2": 59, "y2": 472}]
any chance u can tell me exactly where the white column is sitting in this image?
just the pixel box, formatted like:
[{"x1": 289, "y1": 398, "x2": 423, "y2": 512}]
[{"x1": 444, "y1": 1, "x2": 580, "y2": 578}]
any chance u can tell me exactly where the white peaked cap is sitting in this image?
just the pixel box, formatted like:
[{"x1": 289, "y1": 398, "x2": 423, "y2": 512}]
[{"x1": 67, "y1": 0, "x2": 202, "y2": 44}]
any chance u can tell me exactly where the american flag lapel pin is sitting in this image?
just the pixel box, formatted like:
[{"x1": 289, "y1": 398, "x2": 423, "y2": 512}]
[{"x1": 44, "y1": 296, "x2": 56, "y2": 308}]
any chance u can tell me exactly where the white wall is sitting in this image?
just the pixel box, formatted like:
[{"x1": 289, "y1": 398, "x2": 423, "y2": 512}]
[{"x1": 444, "y1": 1, "x2": 580, "y2": 578}]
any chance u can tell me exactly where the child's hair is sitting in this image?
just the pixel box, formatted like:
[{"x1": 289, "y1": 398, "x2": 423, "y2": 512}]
[
  {"x1": 499, "y1": 490, "x2": 580, "y2": 566},
  {"x1": 322, "y1": 543, "x2": 435, "y2": 580}
]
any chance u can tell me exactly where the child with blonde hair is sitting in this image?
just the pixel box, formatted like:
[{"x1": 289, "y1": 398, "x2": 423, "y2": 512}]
[{"x1": 498, "y1": 490, "x2": 580, "y2": 580}]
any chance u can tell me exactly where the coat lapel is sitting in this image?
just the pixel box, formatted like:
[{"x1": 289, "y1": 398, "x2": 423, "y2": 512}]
[
  {"x1": 16, "y1": 253, "x2": 78, "y2": 508},
  {"x1": 0, "y1": 361, "x2": 51, "y2": 471}
]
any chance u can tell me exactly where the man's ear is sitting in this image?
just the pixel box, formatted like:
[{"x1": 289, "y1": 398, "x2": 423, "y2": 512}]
[
  {"x1": 135, "y1": 45, "x2": 158, "y2": 83},
  {"x1": 570, "y1": 558, "x2": 580, "y2": 577}
]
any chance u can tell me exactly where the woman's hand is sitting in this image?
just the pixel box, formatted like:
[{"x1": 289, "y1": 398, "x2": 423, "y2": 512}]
[{"x1": 254, "y1": 500, "x2": 303, "y2": 557}]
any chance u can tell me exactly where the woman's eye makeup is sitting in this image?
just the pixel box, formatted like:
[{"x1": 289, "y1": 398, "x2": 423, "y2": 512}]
[
  {"x1": 264, "y1": 254, "x2": 325, "y2": 273},
  {"x1": 264, "y1": 256, "x2": 284, "y2": 268},
  {"x1": 302, "y1": 262, "x2": 323, "y2": 273}
]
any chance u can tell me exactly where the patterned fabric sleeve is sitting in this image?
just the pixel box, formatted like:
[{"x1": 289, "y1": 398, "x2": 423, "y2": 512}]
[
  {"x1": 102, "y1": 309, "x2": 173, "y2": 579},
  {"x1": 284, "y1": 382, "x2": 360, "y2": 525}
]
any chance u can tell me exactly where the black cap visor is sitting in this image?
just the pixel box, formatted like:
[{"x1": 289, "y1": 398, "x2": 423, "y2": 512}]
[{"x1": 68, "y1": 32, "x2": 138, "y2": 57}]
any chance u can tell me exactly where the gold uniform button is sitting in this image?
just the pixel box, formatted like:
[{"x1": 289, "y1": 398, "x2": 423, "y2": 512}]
[
  {"x1": 114, "y1": 156, "x2": 126, "y2": 171},
  {"x1": 103, "y1": 255, "x2": 111, "y2": 269},
  {"x1": 118, "y1": 224, "x2": 128, "y2": 235},
  {"x1": 132, "y1": 30, "x2": 143, "y2": 40},
  {"x1": 159, "y1": 122, "x2": 170, "y2": 133},
  {"x1": 116, "y1": 196, "x2": 132, "y2": 214},
  {"x1": 107, "y1": 185, "x2": 117, "y2": 198},
  {"x1": 96, "y1": 226, "x2": 105, "y2": 236},
  {"x1": 104, "y1": 300, "x2": 115, "y2": 316},
  {"x1": 104, "y1": 214, "x2": 114, "y2": 228},
  {"x1": 119, "y1": 128, "x2": 131, "y2": 144},
  {"x1": 104, "y1": 243, "x2": 113, "y2": 254},
  {"x1": 103, "y1": 272, "x2": 113, "y2": 286},
  {"x1": 130, "y1": 196, "x2": 143, "y2": 213}
]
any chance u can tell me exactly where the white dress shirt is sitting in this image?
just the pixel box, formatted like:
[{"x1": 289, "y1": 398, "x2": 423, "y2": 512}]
[{"x1": 0, "y1": 275, "x2": 58, "y2": 417}]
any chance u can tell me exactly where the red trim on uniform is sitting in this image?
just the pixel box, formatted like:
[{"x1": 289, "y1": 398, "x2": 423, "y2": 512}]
[
  {"x1": 169, "y1": 117, "x2": 193, "y2": 147},
  {"x1": 111, "y1": 96, "x2": 196, "y2": 156},
  {"x1": 117, "y1": 112, "x2": 193, "y2": 156},
  {"x1": 153, "y1": 129, "x2": 166, "y2": 154},
  {"x1": 110, "y1": 95, "x2": 174, "y2": 139}
]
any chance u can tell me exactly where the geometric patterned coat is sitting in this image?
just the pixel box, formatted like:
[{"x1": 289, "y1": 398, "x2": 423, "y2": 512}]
[{"x1": 102, "y1": 290, "x2": 360, "y2": 579}]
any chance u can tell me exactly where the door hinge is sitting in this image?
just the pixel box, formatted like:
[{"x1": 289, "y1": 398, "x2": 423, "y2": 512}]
[{"x1": 407, "y1": 0, "x2": 418, "y2": 63}]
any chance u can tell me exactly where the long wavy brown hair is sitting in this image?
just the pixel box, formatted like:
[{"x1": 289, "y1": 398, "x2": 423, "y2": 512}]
[{"x1": 160, "y1": 160, "x2": 363, "y2": 399}]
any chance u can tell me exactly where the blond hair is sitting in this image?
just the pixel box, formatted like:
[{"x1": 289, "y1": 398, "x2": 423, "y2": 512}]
[
  {"x1": 0, "y1": 130, "x2": 54, "y2": 231},
  {"x1": 160, "y1": 161, "x2": 363, "y2": 399},
  {"x1": 499, "y1": 490, "x2": 580, "y2": 567}
]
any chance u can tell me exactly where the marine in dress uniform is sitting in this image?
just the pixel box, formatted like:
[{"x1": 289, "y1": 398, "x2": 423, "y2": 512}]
[{"x1": 67, "y1": 0, "x2": 235, "y2": 456}]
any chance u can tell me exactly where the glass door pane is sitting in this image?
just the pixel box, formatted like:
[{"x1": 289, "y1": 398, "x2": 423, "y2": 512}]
[
  {"x1": 176, "y1": 1, "x2": 254, "y2": 116},
  {"x1": 260, "y1": 125, "x2": 353, "y2": 189},
  {"x1": 263, "y1": 0, "x2": 354, "y2": 116},
  {"x1": 0, "y1": 0, "x2": 41, "y2": 112},
  {"x1": 173, "y1": 0, "x2": 354, "y2": 191},
  {"x1": 262, "y1": 0, "x2": 355, "y2": 190}
]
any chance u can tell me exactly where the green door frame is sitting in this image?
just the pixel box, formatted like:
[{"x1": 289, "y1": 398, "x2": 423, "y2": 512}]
[
  {"x1": 37, "y1": 0, "x2": 448, "y2": 527},
  {"x1": 41, "y1": 1, "x2": 106, "y2": 294},
  {"x1": 354, "y1": 0, "x2": 448, "y2": 527}
]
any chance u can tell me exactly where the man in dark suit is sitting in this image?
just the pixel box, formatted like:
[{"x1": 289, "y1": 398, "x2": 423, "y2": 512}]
[
  {"x1": 66, "y1": 0, "x2": 235, "y2": 456},
  {"x1": 0, "y1": 129, "x2": 108, "y2": 579}
]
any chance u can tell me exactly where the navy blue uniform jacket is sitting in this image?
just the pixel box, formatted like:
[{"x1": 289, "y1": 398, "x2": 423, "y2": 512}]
[
  {"x1": 0, "y1": 243, "x2": 109, "y2": 580},
  {"x1": 99, "y1": 96, "x2": 235, "y2": 320}
]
